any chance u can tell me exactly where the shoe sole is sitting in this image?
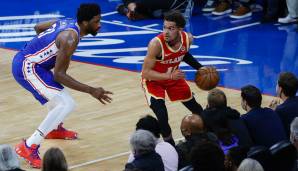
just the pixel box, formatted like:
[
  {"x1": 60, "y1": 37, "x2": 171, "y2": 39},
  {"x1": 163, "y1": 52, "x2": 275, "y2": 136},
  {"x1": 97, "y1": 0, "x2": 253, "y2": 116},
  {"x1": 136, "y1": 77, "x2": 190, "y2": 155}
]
[
  {"x1": 202, "y1": 8, "x2": 215, "y2": 12},
  {"x1": 229, "y1": 12, "x2": 252, "y2": 19},
  {"x1": 212, "y1": 9, "x2": 232, "y2": 15}
]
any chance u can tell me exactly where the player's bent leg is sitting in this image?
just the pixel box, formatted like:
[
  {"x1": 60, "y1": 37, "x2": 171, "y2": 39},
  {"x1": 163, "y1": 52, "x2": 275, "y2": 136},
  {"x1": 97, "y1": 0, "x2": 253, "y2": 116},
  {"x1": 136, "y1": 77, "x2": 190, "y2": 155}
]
[
  {"x1": 150, "y1": 97, "x2": 175, "y2": 146},
  {"x1": 44, "y1": 89, "x2": 77, "y2": 140},
  {"x1": 182, "y1": 97, "x2": 203, "y2": 115}
]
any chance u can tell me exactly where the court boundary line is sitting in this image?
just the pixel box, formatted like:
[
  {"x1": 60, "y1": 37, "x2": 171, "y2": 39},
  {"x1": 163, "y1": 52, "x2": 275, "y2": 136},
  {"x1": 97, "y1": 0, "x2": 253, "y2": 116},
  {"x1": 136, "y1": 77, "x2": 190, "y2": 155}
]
[{"x1": 69, "y1": 137, "x2": 184, "y2": 169}]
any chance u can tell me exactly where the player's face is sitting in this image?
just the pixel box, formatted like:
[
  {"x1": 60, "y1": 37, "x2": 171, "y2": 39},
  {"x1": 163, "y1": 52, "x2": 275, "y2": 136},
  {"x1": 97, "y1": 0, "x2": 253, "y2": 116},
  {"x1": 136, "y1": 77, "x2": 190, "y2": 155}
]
[
  {"x1": 87, "y1": 15, "x2": 101, "y2": 36},
  {"x1": 163, "y1": 20, "x2": 180, "y2": 43}
]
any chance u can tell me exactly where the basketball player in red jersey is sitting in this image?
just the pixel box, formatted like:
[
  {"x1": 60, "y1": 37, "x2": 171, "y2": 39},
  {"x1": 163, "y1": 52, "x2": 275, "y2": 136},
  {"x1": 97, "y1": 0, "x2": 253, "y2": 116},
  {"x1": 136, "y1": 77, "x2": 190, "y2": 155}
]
[{"x1": 142, "y1": 11, "x2": 204, "y2": 146}]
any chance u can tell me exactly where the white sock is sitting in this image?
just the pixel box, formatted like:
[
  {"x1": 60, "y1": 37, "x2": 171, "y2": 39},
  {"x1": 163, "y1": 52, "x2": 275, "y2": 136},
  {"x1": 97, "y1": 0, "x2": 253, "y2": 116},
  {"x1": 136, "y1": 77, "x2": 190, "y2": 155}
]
[
  {"x1": 26, "y1": 129, "x2": 44, "y2": 147},
  {"x1": 26, "y1": 89, "x2": 76, "y2": 146}
]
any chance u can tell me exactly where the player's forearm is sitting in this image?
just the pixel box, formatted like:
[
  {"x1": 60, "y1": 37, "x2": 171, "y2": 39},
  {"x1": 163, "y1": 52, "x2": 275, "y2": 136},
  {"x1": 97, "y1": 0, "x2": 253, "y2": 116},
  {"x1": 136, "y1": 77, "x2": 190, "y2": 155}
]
[
  {"x1": 34, "y1": 20, "x2": 57, "y2": 35},
  {"x1": 183, "y1": 52, "x2": 203, "y2": 70},
  {"x1": 142, "y1": 70, "x2": 170, "y2": 80},
  {"x1": 54, "y1": 73, "x2": 94, "y2": 94}
]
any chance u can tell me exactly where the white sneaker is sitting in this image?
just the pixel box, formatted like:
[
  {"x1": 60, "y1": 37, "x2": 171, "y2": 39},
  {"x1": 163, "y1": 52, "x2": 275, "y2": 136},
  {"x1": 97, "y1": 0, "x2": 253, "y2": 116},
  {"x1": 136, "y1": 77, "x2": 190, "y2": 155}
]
[{"x1": 278, "y1": 14, "x2": 297, "y2": 24}]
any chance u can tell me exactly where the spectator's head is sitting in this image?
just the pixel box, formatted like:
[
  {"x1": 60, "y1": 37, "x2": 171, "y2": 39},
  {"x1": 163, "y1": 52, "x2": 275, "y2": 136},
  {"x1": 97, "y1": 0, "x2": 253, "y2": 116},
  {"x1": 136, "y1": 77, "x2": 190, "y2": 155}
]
[
  {"x1": 130, "y1": 130, "x2": 156, "y2": 156},
  {"x1": 290, "y1": 117, "x2": 298, "y2": 149},
  {"x1": 225, "y1": 146, "x2": 249, "y2": 171},
  {"x1": 163, "y1": 11, "x2": 185, "y2": 43},
  {"x1": 42, "y1": 147, "x2": 68, "y2": 171},
  {"x1": 207, "y1": 88, "x2": 227, "y2": 109},
  {"x1": 191, "y1": 141, "x2": 225, "y2": 171},
  {"x1": 77, "y1": 3, "x2": 101, "y2": 36},
  {"x1": 241, "y1": 85, "x2": 262, "y2": 111},
  {"x1": 277, "y1": 72, "x2": 298, "y2": 98},
  {"x1": 136, "y1": 115, "x2": 161, "y2": 138},
  {"x1": 180, "y1": 114, "x2": 204, "y2": 138},
  {"x1": 237, "y1": 158, "x2": 264, "y2": 171},
  {"x1": 0, "y1": 144, "x2": 21, "y2": 171}
]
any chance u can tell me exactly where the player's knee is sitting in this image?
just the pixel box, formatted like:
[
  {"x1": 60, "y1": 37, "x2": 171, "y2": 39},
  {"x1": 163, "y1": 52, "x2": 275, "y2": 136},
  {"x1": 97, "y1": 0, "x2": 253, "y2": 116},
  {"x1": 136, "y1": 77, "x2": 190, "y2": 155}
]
[{"x1": 59, "y1": 89, "x2": 76, "y2": 113}]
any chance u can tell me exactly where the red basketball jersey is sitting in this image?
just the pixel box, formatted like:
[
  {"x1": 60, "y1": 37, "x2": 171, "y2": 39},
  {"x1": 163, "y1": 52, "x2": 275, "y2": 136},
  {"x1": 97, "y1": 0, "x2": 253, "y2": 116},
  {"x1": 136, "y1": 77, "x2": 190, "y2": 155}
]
[{"x1": 153, "y1": 31, "x2": 190, "y2": 73}]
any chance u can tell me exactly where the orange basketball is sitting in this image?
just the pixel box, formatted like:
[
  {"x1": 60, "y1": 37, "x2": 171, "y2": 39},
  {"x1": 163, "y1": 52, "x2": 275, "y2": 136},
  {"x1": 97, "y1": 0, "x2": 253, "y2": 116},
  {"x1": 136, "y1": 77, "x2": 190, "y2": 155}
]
[{"x1": 195, "y1": 66, "x2": 219, "y2": 91}]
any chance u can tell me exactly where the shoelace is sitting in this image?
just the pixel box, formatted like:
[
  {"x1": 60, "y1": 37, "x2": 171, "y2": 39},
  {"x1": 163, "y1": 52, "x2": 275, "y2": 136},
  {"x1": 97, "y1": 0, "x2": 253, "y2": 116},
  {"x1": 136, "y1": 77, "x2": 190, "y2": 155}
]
[
  {"x1": 58, "y1": 124, "x2": 67, "y2": 131},
  {"x1": 30, "y1": 145, "x2": 41, "y2": 160}
]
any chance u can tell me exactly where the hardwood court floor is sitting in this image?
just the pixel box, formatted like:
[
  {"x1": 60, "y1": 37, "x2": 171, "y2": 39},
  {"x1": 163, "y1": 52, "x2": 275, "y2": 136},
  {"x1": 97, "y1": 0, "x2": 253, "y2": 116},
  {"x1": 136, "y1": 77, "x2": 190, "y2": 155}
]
[{"x1": 0, "y1": 48, "x2": 275, "y2": 171}]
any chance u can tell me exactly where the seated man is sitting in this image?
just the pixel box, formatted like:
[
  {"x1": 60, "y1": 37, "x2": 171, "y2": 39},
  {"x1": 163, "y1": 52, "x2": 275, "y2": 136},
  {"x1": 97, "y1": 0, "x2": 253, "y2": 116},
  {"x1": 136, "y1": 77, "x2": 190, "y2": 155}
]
[
  {"x1": 125, "y1": 130, "x2": 164, "y2": 171},
  {"x1": 128, "y1": 115, "x2": 178, "y2": 171},
  {"x1": 206, "y1": 88, "x2": 253, "y2": 147},
  {"x1": 270, "y1": 72, "x2": 298, "y2": 137},
  {"x1": 176, "y1": 114, "x2": 218, "y2": 169},
  {"x1": 241, "y1": 85, "x2": 287, "y2": 147}
]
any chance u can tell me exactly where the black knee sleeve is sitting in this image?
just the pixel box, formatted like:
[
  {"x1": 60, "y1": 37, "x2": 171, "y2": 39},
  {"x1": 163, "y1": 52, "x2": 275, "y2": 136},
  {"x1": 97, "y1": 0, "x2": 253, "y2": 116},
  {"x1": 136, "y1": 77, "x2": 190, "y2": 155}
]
[
  {"x1": 150, "y1": 98, "x2": 172, "y2": 137},
  {"x1": 182, "y1": 97, "x2": 203, "y2": 115}
]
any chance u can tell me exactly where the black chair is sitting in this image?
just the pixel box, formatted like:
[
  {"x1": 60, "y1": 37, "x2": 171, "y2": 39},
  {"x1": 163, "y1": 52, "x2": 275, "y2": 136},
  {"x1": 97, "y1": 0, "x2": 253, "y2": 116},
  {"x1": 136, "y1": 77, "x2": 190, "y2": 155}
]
[
  {"x1": 270, "y1": 140, "x2": 297, "y2": 171},
  {"x1": 247, "y1": 146, "x2": 273, "y2": 171}
]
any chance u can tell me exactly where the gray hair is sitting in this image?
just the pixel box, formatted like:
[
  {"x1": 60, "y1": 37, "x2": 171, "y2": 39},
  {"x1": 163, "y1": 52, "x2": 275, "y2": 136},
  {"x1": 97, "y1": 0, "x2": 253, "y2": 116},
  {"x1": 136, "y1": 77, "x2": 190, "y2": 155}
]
[
  {"x1": 291, "y1": 117, "x2": 298, "y2": 141},
  {"x1": 237, "y1": 158, "x2": 264, "y2": 171},
  {"x1": 130, "y1": 130, "x2": 157, "y2": 155},
  {"x1": 0, "y1": 144, "x2": 21, "y2": 171}
]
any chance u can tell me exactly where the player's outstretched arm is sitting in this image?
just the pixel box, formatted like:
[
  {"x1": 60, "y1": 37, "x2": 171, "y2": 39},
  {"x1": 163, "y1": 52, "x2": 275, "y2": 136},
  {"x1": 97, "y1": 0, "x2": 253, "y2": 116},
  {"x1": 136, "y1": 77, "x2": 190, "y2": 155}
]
[
  {"x1": 142, "y1": 38, "x2": 184, "y2": 80},
  {"x1": 34, "y1": 20, "x2": 57, "y2": 35},
  {"x1": 54, "y1": 30, "x2": 112, "y2": 104}
]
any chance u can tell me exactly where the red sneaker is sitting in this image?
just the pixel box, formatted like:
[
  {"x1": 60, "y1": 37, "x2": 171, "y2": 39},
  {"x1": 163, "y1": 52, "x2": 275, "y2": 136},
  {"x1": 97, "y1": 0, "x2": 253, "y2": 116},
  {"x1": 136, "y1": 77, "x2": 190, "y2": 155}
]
[
  {"x1": 45, "y1": 123, "x2": 78, "y2": 140},
  {"x1": 15, "y1": 140, "x2": 41, "y2": 168}
]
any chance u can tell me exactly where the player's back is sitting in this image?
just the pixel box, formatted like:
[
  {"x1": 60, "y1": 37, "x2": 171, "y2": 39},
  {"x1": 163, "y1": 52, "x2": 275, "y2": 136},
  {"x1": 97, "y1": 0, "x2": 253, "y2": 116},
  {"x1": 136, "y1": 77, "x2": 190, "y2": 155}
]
[{"x1": 17, "y1": 19, "x2": 80, "y2": 70}]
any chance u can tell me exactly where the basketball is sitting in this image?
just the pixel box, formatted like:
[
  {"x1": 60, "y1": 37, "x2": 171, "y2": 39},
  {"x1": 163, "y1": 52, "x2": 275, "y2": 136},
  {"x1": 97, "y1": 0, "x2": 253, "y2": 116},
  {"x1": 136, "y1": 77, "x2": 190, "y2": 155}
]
[{"x1": 195, "y1": 66, "x2": 219, "y2": 91}]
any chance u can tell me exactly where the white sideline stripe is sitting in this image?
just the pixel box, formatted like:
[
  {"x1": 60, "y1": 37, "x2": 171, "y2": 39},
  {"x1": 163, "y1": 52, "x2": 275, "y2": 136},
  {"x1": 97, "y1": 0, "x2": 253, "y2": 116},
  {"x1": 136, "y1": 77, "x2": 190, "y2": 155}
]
[
  {"x1": 0, "y1": 31, "x2": 36, "y2": 37},
  {"x1": 102, "y1": 11, "x2": 118, "y2": 17},
  {"x1": 69, "y1": 137, "x2": 184, "y2": 170},
  {"x1": 101, "y1": 19, "x2": 163, "y2": 32},
  {"x1": 0, "y1": 14, "x2": 64, "y2": 21},
  {"x1": 194, "y1": 22, "x2": 260, "y2": 39},
  {"x1": 143, "y1": 24, "x2": 159, "y2": 28},
  {"x1": 69, "y1": 151, "x2": 130, "y2": 169},
  {"x1": 0, "y1": 23, "x2": 36, "y2": 29}
]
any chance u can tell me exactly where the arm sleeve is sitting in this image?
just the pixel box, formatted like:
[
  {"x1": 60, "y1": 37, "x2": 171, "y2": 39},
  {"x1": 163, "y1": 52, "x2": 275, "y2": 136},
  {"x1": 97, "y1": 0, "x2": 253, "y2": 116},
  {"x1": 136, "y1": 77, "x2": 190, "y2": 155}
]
[{"x1": 183, "y1": 52, "x2": 203, "y2": 70}]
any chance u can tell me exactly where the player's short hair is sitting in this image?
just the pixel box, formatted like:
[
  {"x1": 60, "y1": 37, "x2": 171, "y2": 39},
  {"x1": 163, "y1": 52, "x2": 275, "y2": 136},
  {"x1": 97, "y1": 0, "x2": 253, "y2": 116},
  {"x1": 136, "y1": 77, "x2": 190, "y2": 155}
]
[
  {"x1": 164, "y1": 10, "x2": 186, "y2": 28},
  {"x1": 278, "y1": 72, "x2": 298, "y2": 97},
  {"x1": 77, "y1": 3, "x2": 101, "y2": 23}
]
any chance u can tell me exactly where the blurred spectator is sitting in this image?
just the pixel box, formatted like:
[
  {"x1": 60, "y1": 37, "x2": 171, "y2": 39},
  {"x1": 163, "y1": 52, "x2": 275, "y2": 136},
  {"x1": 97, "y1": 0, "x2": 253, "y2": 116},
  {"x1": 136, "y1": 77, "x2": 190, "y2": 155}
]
[
  {"x1": 190, "y1": 141, "x2": 225, "y2": 171},
  {"x1": 278, "y1": 0, "x2": 298, "y2": 24},
  {"x1": 117, "y1": 0, "x2": 190, "y2": 20},
  {"x1": 237, "y1": 158, "x2": 264, "y2": 171},
  {"x1": 42, "y1": 147, "x2": 67, "y2": 171},
  {"x1": 270, "y1": 72, "x2": 298, "y2": 137},
  {"x1": 202, "y1": 108, "x2": 239, "y2": 154},
  {"x1": 176, "y1": 114, "x2": 218, "y2": 169},
  {"x1": 290, "y1": 117, "x2": 298, "y2": 151},
  {"x1": 206, "y1": 89, "x2": 253, "y2": 147},
  {"x1": 225, "y1": 146, "x2": 249, "y2": 171},
  {"x1": 125, "y1": 130, "x2": 164, "y2": 171},
  {"x1": 240, "y1": 85, "x2": 286, "y2": 147},
  {"x1": 0, "y1": 144, "x2": 24, "y2": 171},
  {"x1": 128, "y1": 115, "x2": 178, "y2": 171}
]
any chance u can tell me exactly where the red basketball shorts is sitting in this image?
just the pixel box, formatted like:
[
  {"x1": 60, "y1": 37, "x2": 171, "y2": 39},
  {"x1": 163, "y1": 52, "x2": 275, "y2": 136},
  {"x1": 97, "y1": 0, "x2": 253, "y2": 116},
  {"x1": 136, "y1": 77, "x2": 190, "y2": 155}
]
[{"x1": 142, "y1": 79, "x2": 192, "y2": 104}]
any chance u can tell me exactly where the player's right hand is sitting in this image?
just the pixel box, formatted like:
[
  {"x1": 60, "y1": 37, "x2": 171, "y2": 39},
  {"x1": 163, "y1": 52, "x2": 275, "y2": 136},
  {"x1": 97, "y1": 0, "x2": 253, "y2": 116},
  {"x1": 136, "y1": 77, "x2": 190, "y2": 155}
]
[
  {"x1": 90, "y1": 87, "x2": 113, "y2": 104},
  {"x1": 168, "y1": 69, "x2": 185, "y2": 80}
]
